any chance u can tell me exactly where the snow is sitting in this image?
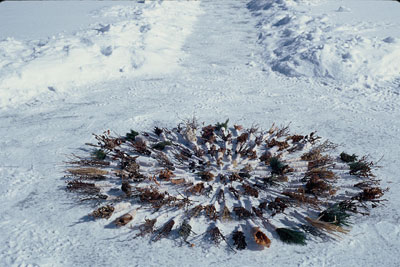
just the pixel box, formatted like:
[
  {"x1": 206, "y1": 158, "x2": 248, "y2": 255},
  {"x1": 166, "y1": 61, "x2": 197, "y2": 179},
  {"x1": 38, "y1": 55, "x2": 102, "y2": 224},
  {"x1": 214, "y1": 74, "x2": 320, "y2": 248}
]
[
  {"x1": 1, "y1": 0, "x2": 400, "y2": 266},
  {"x1": 0, "y1": 1, "x2": 201, "y2": 108},
  {"x1": 250, "y1": 0, "x2": 400, "y2": 89}
]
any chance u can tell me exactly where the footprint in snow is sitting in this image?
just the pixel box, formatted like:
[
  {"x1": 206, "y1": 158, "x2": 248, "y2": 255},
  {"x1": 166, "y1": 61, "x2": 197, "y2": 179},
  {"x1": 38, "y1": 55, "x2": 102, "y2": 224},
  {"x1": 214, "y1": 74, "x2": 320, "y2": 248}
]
[
  {"x1": 101, "y1": 46, "x2": 113, "y2": 57},
  {"x1": 95, "y1": 24, "x2": 110, "y2": 34},
  {"x1": 383, "y1": 37, "x2": 396, "y2": 44}
]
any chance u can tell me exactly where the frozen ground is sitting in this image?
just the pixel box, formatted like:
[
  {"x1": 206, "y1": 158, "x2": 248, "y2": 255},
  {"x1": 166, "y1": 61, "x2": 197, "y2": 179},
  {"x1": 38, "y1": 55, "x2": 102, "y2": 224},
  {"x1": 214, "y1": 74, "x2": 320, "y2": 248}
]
[{"x1": 0, "y1": 0, "x2": 400, "y2": 266}]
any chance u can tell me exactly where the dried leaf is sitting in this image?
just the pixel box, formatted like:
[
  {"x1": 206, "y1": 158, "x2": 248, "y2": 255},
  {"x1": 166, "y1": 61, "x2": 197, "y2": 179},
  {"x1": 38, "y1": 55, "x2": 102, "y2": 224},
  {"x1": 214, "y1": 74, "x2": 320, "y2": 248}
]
[{"x1": 253, "y1": 227, "x2": 271, "y2": 248}]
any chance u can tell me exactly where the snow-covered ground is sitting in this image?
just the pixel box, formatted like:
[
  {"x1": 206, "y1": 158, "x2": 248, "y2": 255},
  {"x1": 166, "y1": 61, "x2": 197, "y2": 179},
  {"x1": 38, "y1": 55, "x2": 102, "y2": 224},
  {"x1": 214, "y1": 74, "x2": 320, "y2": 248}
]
[{"x1": 1, "y1": 0, "x2": 400, "y2": 266}]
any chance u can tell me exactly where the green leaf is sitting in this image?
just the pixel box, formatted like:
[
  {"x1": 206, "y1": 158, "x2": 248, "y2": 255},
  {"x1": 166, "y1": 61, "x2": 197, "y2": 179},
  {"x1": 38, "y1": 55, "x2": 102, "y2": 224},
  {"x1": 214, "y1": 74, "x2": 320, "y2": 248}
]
[
  {"x1": 152, "y1": 141, "x2": 172, "y2": 150},
  {"x1": 126, "y1": 130, "x2": 139, "y2": 141},
  {"x1": 319, "y1": 203, "x2": 351, "y2": 226},
  {"x1": 93, "y1": 149, "x2": 106, "y2": 160},
  {"x1": 340, "y1": 152, "x2": 358, "y2": 163},
  {"x1": 215, "y1": 119, "x2": 229, "y2": 131},
  {"x1": 276, "y1": 228, "x2": 306, "y2": 245}
]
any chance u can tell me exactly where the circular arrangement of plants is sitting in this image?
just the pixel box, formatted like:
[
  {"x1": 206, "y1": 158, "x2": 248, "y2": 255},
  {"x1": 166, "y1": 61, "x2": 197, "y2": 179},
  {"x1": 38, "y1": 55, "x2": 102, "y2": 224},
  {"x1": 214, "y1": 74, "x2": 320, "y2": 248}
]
[{"x1": 65, "y1": 119, "x2": 386, "y2": 251}]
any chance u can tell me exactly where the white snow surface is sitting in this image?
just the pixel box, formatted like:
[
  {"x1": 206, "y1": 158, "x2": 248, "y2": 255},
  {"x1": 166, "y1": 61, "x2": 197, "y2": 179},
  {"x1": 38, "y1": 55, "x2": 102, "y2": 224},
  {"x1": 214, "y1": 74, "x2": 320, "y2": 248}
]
[
  {"x1": 0, "y1": 1, "x2": 200, "y2": 108},
  {"x1": 250, "y1": 0, "x2": 400, "y2": 89},
  {"x1": 1, "y1": 0, "x2": 400, "y2": 266}
]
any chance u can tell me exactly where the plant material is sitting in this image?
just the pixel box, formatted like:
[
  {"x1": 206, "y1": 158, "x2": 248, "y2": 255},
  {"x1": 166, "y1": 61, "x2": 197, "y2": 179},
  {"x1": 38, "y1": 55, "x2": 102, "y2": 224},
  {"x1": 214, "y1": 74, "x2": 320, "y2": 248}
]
[
  {"x1": 93, "y1": 149, "x2": 107, "y2": 160},
  {"x1": 204, "y1": 184, "x2": 213, "y2": 197},
  {"x1": 67, "y1": 168, "x2": 108, "y2": 177},
  {"x1": 66, "y1": 180, "x2": 100, "y2": 194},
  {"x1": 301, "y1": 140, "x2": 336, "y2": 161},
  {"x1": 215, "y1": 119, "x2": 229, "y2": 131},
  {"x1": 269, "y1": 157, "x2": 289, "y2": 175},
  {"x1": 152, "y1": 141, "x2": 173, "y2": 151},
  {"x1": 267, "y1": 197, "x2": 288, "y2": 216},
  {"x1": 304, "y1": 131, "x2": 321, "y2": 144},
  {"x1": 242, "y1": 184, "x2": 259, "y2": 198},
  {"x1": 252, "y1": 206, "x2": 263, "y2": 218},
  {"x1": 188, "y1": 183, "x2": 205, "y2": 195},
  {"x1": 340, "y1": 152, "x2": 358, "y2": 163},
  {"x1": 120, "y1": 157, "x2": 140, "y2": 174},
  {"x1": 208, "y1": 226, "x2": 234, "y2": 251},
  {"x1": 114, "y1": 209, "x2": 137, "y2": 227},
  {"x1": 205, "y1": 204, "x2": 218, "y2": 221},
  {"x1": 67, "y1": 158, "x2": 110, "y2": 167},
  {"x1": 178, "y1": 220, "x2": 194, "y2": 244},
  {"x1": 229, "y1": 173, "x2": 243, "y2": 182},
  {"x1": 318, "y1": 203, "x2": 351, "y2": 226},
  {"x1": 307, "y1": 155, "x2": 333, "y2": 169},
  {"x1": 276, "y1": 228, "x2": 306, "y2": 245},
  {"x1": 276, "y1": 124, "x2": 290, "y2": 138},
  {"x1": 126, "y1": 129, "x2": 139, "y2": 141},
  {"x1": 349, "y1": 158, "x2": 374, "y2": 177},
  {"x1": 216, "y1": 189, "x2": 225, "y2": 204},
  {"x1": 153, "y1": 219, "x2": 175, "y2": 242},
  {"x1": 305, "y1": 176, "x2": 333, "y2": 196},
  {"x1": 287, "y1": 135, "x2": 304, "y2": 143},
  {"x1": 187, "y1": 205, "x2": 204, "y2": 218},
  {"x1": 305, "y1": 168, "x2": 336, "y2": 180},
  {"x1": 154, "y1": 127, "x2": 163, "y2": 136},
  {"x1": 282, "y1": 191, "x2": 318, "y2": 206},
  {"x1": 233, "y1": 207, "x2": 252, "y2": 220},
  {"x1": 232, "y1": 231, "x2": 247, "y2": 250},
  {"x1": 237, "y1": 132, "x2": 249, "y2": 144},
  {"x1": 136, "y1": 187, "x2": 165, "y2": 206},
  {"x1": 66, "y1": 120, "x2": 385, "y2": 249},
  {"x1": 198, "y1": 171, "x2": 214, "y2": 182},
  {"x1": 121, "y1": 181, "x2": 132, "y2": 197},
  {"x1": 266, "y1": 138, "x2": 289, "y2": 151},
  {"x1": 234, "y1": 125, "x2": 243, "y2": 131},
  {"x1": 221, "y1": 205, "x2": 232, "y2": 221},
  {"x1": 154, "y1": 151, "x2": 175, "y2": 170},
  {"x1": 228, "y1": 186, "x2": 241, "y2": 200},
  {"x1": 134, "y1": 218, "x2": 157, "y2": 238},
  {"x1": 259, "y1": 152, "x2": 272, "y2": 162},
  {"x1": 305, "y1": 217, "x2": 349, "y2": 235},
  {"x1": 159, "y1": 169, "x2": 174, "y2": 180},
  {"x1": 93, "y1": 131, "x2": 123, "y2": 150},
  {"x1": 259, "y1": 175, "x2": 287, "y2": 187},
  {"x1": 300, "y1": 224, "x2": 329, "y2": 240},
  {"x1": 352, "y1": 187, "x2": 385, "y2": 201},
  {"x1": 132, "y1": 140, "x2": 151, "y2": 155},
  {"x1": 201, "y1": 125, "x2": 216, "y2": 143},
  {"x1": 170, "y1": 178, "x2": 186, "y2": 185},
  {"x1": 253, "y1": 227, "x2": 271, "y2": 248},
  {"x1": 90, "y1": 205, "x2": 115, "y2": 219}
]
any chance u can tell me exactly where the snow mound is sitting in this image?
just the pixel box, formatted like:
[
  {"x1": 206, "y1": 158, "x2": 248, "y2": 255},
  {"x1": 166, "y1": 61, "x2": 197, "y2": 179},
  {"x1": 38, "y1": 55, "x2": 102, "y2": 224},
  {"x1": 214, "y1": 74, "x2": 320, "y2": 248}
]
[
  {"x1": 248, "y1": 0, "x2": 400, "y2": 89},
  {"x1": 0, "y1": 1, "x2": 201, "y2": 109}
]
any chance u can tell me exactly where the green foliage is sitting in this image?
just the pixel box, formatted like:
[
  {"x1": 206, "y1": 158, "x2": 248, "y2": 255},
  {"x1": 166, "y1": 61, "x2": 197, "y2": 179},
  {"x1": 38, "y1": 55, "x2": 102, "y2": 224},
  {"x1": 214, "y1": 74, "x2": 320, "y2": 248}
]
[
  {"x1": 269, "y1": 157, "x2": 285, "y2": 175},
  {"x1": 215, "y1": 119, "x2": 229, "y2": 131},
  {"x1": 319, "y1": 203, "x2": 351, "y2": 226},
  {"x1": 349, "y1": 161, "x2": 371, "y2": 176},
  {"x1": 152, "y1": 141, "x2": 173, "y2": 150},
  {"x1": 340, "y1": 152, "x2": 358, "y2": 163},
  {"x1": 276, "y1": 228, "x2": 306, "y2": 245},
  {"x1": 93, "y1": 149, "x2": 106, "y2": 160},
  {"x1": 126, "y1": 129, "x2": 139, "y2": 141}
]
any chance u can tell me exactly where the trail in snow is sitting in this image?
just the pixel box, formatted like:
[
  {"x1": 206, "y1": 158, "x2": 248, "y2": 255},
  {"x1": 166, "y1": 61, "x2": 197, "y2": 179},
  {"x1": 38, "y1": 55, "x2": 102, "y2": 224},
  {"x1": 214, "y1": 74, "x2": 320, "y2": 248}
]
[{"x1": 0, "y1": 0, "x2": 400, "y2": 266}]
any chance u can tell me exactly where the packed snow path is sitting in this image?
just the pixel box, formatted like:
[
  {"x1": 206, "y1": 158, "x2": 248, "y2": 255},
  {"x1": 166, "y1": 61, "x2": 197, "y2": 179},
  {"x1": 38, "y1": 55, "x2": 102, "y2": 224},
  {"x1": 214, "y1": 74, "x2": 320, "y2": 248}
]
[{"x1": 1, "y1": 1, "x2": 400, "y2": 266}]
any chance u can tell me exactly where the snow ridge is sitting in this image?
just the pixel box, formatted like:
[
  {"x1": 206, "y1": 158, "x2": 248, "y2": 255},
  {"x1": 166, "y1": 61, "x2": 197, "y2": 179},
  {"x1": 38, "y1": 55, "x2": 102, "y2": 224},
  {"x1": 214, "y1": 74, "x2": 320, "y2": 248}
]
[
  {"x1": 248, "y1": 0, "x2": 400, "y2": 89},
  {"x1": 0, "y1": 1, "x2": 201, "y2": 109}
]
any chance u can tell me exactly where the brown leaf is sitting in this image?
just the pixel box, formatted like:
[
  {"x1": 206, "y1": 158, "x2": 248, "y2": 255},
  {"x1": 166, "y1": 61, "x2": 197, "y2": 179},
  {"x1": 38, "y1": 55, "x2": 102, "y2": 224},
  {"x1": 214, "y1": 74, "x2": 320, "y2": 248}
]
[{"x1": 253, "y1": 227, "x2": 271, "y2": 248}]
